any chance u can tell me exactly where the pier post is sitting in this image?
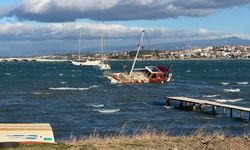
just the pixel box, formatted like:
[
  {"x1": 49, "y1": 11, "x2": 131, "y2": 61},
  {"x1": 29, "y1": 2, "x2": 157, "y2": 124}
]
[
  {"x1": 192, "y1": 104, "x2": 196, "y2": 111},
  {"x1": 165, "y1": 99, "x2": 170, "y2": 106},
  {"x1": 230, "y1": 109, "x2": 233, "y2": 118},
  {"x1": 212, "y1": 105, "x2": 216, "y2": 115},
  {"x1": 179, "y1": 101, "x2": 183, "y2": 108},
  {"x1": 200, "y1": 104, "x2": 203, "y2": 110},
  {"x1": 240, "y1": 111, "x2": 243, "y2": 118},
  {"x1": 223, "y1": 108, "x2": 226, "y2": 114},
  {"x1": 249, "y1": 112, "x2": 250, "y2": 122}
]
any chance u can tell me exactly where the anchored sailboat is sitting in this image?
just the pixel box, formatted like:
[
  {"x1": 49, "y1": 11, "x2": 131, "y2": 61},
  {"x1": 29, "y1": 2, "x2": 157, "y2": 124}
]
[
  {"x1": 97, "y1": 33, "x2": 111, "y2": 70},
  {"x1": 71, "y1": 32, "x2": 101, "y2": 66},
  {"x1": 107, "y1": 30, "x2": 172, "y2": 84}
]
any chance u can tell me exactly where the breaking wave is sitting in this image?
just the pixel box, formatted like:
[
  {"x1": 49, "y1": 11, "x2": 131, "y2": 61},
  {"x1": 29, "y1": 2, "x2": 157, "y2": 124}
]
[
  {"x1": 224, "y1": 88, "x2": 240, "y2": 93},
  {"x1": 93, "y1": 109, "x2": 120, "y2": 113},
  {"x1": 214, "y1": 99, "x2": 243, "y2": 103},
  {"x1": 86, "y1": 104, "x2": 104, "y2": 108},
  {"x1": 4, "y1": 73, "x2": 11, "y2": 76},
  {"x1": 236, "y1": 82, "x2": 248, "y2": 85},
  {"x1": 202, "y1": 94, "x2": 220, "y2": 98},
  {"x1": 163, "y1": 106, "x2": 174, "y2": 109},
  {"x1": 33, "y1": 92, "x2": 50, "y2": 95},
  {"x1": 49, "y1": 85, "x2": 99, "y2": 91},
  {"x1": 220, "y1": 82, "x2": 229, "y2": 85}
]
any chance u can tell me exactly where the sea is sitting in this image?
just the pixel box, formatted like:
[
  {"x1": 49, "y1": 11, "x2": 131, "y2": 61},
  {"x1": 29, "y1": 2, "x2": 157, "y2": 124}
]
[{"x1": 0, "y1": 60, "x2": 250, "y2": 139}]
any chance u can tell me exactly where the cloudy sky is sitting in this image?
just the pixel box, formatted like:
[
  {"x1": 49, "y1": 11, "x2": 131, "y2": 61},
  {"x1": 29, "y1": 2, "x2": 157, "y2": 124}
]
[{"x1": 0, "y1": 0, "x2": 250, "y2": 56}]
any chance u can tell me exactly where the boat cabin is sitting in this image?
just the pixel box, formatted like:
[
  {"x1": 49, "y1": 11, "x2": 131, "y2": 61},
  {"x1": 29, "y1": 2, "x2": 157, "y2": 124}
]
[{"x1": 133, "y1": 66, "x2": 169, "y2": 83}]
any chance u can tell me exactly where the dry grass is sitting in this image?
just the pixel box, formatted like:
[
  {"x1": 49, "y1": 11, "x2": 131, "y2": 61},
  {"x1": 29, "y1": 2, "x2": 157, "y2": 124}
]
[
  {"x1": 64, "y1": 128, "x2": 250, "y2": 150},
  {"x1": 11, "y1": 128, "x2": 250, "y2": 150}
]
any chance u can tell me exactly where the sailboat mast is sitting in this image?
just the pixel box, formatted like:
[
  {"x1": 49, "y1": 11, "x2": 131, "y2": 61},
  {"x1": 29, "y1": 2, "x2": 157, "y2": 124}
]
[
  {"x1": 129, "y1": 30, "x2": 145, "y2": 76},
  {"x1": 78, "y1": 32, "x2": 82, "y2": 60},
  {"x1": 101, "y1": 33, "x2": 104, "y2": 54}
]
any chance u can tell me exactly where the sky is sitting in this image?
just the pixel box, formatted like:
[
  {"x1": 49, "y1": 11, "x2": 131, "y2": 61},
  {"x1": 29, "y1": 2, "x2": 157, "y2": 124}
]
[{"x1": 0, "y1": 0, "x2": 250, "y2": 56}]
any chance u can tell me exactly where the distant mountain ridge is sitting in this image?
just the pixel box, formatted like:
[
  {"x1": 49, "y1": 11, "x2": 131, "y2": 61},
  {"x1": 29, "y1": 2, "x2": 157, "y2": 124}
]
[
  {"x1": 146, "y1": 37, "x2": 250, "y2": 50},
  {"x1": 1, "y1": 36, "x2": 250, "y2": 57}
]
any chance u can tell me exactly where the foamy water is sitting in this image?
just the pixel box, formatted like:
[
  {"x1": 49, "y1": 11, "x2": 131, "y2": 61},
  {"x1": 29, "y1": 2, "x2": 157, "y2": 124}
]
[
  {"x1": 49, "y1": 85, "x2": 99, "y2": 91},
  {"x1": 4, "y1": 73, "x2": 11, "y2": 76},
  {"x1": 220, "y1": 82, "x2": 229, "y2": 85},
  {"x1": 33, "y1": 92, "x2": 51, "y2": 95},
  {"x1": 93, "y1": 109, "x2": 120, "y2": 113},
  {"x1": 86, "y1": 104, "x2": 105, "y2": 108},
  {"x1": 213, "y1": 99, "x2": 243, "y2": 103},
  {"x1": 224, "y1": 88, "x2": 240, "y2": 93},
  {"x1": 236, "y1": 82, "x2": 248, "y2": 85},
  {"x1": 202, "y1": 94, "x2": 220, "y2": 98}
]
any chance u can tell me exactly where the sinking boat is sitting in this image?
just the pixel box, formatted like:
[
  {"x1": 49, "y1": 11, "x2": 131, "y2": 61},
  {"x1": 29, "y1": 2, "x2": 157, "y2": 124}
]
[{"x1": 107, "y1": 30, "x2": 173, "y2": 84}]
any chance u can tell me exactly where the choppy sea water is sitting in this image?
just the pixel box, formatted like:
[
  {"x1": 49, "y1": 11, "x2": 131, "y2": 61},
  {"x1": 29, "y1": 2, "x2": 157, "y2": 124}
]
[{"x1": 0, "y1": 60, "x2": 250, "y2": 139}]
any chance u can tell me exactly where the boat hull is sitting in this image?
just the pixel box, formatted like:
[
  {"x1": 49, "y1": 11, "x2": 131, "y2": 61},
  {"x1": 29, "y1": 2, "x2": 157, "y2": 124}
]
[
  {"x1": 107, "y1": 72, "x2": 172, "y2": 84},
  {"x1": 71, "y1": 60, "x2": 101, "y2": 66}
]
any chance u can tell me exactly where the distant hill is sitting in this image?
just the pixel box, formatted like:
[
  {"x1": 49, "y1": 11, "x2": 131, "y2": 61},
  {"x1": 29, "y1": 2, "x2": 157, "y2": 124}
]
[{"x1": 146, "y1": 37, "x2": 250, "y2": 50}]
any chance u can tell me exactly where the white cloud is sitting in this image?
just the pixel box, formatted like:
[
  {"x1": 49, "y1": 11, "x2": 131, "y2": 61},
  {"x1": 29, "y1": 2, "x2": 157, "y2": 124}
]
[
  {"x1": 198, "y1": 28, "x2": 209, "y2": 34},
  {"x1": 1, "y1": 0, "x2": 249, "y2": 22},
  {"x1": 0, "y1": 21, "x2": 249, "y2": 56}
]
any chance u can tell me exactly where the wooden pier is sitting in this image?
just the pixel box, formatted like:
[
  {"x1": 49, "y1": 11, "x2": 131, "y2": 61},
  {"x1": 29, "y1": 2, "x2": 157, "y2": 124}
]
[{"x1": 165, "y1": 96, "x2": 250, "y2": 121}]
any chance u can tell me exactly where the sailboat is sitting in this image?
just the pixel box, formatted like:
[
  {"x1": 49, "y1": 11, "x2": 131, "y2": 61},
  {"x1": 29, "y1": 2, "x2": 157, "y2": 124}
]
[
  {"x1": 107, "y1": 30, "x2": 173, "y2": 84},
  {"x1": 97, "y1": 33, "x2": 111, "y2": 70},
  {"x1": 71, "y1": 32, "x2": 101, "y2": 66}
]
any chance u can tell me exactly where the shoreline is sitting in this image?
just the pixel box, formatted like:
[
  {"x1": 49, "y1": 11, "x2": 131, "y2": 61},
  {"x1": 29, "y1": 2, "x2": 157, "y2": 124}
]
[
  {"x1": 108, "y1": 58, "x2": 250, "y2": 61},
  {"x1": 11, "y1": 131, "x2": 250, "y2": 150}
]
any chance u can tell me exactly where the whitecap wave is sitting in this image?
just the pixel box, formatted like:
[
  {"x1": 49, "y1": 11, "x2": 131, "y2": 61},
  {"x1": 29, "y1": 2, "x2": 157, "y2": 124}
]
[
  {"x1": 163, "y1": 106, "x2": 174, "y2": 109},
  {"x1": 220, "y1": 82, "x2": 229, "y2": 85},
  {"x1": 49, "y1": 87, "x2": 89, "y2": 91},
  {"x1": 186, "y1": 70, "x2": 191, "y2": 73},
  {"x1": 214, "y1": 99, "x2": 243, "y2": 103},
  {"x1": 90, "y1": 85, "x2": 99, "y2": 88},
  {"x1": 224, "y1": 88, "x2": 240, "y2": 93},
  {"x1": 33, "y1": 92, "x2": 50, "y2": 95},
  {"x1": 59, "y1": 74, "x2": 63, "y2": 76},
  {"x1": 60, "y1": 81, "x2": 67, "y2": 84},
  {"x1": 87, "y1": 104, "x2": 104, "y2": 108},
  {"x1": 202, "y1": 94, "x2": 220, "y2": 98},
  {"x1": 94, "y1": 109, "x2": 120, "y2": 113},
  {"x1": 4, "y1": 73, "x2": 11, "y2": 76},
  {"x1": 236, "y1": 82, "x2": 248, "y2": 85},
  {"x1": 49, "y1": 85, "x2": 99, "y2": 91}
]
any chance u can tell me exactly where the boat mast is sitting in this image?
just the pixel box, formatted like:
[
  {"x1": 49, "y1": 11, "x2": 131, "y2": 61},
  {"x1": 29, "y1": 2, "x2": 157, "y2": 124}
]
[
  {"x1": 129, "y1": 30, "x2": 145, "y2": 76},
  {"x1": 101, "y1": 33, "x2": 104, "y2": 60},
  {"x1": 78, "y1": 32, "x2": 82, "y2": 60}
]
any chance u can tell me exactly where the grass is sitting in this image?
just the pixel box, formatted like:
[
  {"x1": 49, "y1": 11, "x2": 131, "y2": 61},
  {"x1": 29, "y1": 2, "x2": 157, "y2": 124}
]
[{"x1": 8, "y1": 128, "x2": 250, "y2": 150}]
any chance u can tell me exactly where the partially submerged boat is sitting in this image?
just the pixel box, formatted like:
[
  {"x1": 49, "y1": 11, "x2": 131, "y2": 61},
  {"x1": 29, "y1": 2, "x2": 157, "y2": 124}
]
[{"x1": 107, "y1": 30, "x2": 173, "y2": 84}]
